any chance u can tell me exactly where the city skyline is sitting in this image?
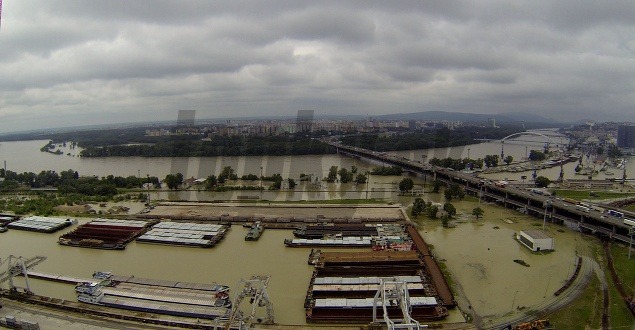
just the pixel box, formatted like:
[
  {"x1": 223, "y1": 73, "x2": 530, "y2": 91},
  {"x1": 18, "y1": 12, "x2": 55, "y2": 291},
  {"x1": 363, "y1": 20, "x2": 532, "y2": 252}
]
[{"x1": 1, "y1": 1, "x2": 634, "y2": 133}]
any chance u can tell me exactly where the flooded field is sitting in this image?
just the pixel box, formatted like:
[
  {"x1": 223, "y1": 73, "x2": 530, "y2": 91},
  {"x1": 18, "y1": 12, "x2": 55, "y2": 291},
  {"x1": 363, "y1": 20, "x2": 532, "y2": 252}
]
[{"x1": 418, "y1": 198, "x2": 600, "y2": 324}]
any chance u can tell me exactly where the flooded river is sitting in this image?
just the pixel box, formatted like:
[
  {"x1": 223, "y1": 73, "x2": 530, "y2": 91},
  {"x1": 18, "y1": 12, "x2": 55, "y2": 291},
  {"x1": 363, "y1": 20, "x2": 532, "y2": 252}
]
[{"x1": 0, "y1": 135, "x2": 626, "y2": 325}]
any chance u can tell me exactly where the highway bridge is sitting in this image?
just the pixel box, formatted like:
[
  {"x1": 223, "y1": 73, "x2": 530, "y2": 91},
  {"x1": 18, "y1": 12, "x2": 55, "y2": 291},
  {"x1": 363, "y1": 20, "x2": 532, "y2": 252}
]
[{"x1": 325, "y1": 140, "x2": 634, "y2": 245}]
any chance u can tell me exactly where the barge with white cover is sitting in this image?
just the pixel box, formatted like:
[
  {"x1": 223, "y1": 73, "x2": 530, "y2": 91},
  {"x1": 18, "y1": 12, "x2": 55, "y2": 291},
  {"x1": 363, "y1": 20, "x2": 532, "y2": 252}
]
[
  {"x1": 7, "y1": 216, "x2": 74, "y2": 233},
  {"x1": 136, "y1": 222, "x2": 229, "y2": 247}
]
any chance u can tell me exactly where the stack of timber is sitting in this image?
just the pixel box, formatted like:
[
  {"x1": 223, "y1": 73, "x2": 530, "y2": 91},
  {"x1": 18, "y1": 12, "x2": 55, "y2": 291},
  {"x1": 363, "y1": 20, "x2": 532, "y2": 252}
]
[
  {"x1": 136, "y1": 222, "x2": 229, "y2": 247},
  {"x1": 58, "y1": 218, "x2": 154, "y2": 250},
  {"x1": 7, "y1": 216, "x2": 74, "y2": 233},
  {"x1": 305, "y1": 250, "x2": 449, "y2": 323}
]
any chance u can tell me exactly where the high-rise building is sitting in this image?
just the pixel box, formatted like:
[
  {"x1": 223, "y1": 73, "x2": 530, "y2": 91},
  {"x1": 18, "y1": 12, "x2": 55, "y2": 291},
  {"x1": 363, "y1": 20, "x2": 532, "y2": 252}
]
[{"x1": 617, "y1": 123, "x2": 635, "y2": 148}]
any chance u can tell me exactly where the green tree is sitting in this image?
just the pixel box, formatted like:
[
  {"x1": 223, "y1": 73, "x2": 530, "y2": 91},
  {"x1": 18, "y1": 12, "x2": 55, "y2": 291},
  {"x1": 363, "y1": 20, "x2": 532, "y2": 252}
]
[
  {"x1": 164, "y1": 174, "x2": 180, "y2": 190},
  {"x1": 427, "y1": 205, "x2": 439, "y2": 219},
  {"x1": 326, "y1": 166, "x2": 338, "y2": 183},
  {"x1": 411, "y1": 198, "x2": 425, "y2": 218},
  {"x1": 432, "y1": 180, "x2": 443, "y2": 193},
  {"x1": 472, "y1": 207, "x2": 484, "y2": 220},
  {"x1": 218, "y1": 166, "x2": 235, "y2": 183},
  {"x1": 399, "y1": 178, "x2": 414, "y2": 193},
  {"x1": 441, "y1": 215, "x2": 450, "y2": 228},
  {"x1": 535, "y1": 176, "x2": 551, "y2": 188},
  {"x1": 484, "y1": 154, "x2": 500, "y2": 168},
  {"x1": 288, "y1": 178, "x2": 296, "y2": 189},
  {"x1": 205, "y1": 175, "x2": 217, "y2": 189},
  {"x1": 354, "y1": 173, "x2": 367, "y2": 184},
  {"x1": 443, "y1": 202, "x2": 457, "y2": 218},
  {"x1": 529, "y1": 150, "x2": 547, "y2": 161},
  {"x1": 504, "y1": 155, "x2": 513, "y2": 165},
  {"x1": 338, "y1": 168, "x2": 353, "y2": 183}
]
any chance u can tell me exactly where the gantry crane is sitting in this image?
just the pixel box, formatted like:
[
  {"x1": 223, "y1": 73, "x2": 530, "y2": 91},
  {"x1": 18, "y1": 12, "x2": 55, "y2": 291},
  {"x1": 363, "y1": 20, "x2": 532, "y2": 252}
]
[
  {"x1": 223, "y1": 275, "x2": 274, "y2": 330},
  {"x1": 372, "y1": 278, "x2": 421, "y2": 330}
]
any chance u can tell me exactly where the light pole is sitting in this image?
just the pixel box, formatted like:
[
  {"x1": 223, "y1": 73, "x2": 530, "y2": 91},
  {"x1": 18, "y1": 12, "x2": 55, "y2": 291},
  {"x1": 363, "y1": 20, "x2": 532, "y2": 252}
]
[
  {"x1": 511, "y1": 290, "x2": 518, "y2": 311},
  {"x1": 366, "y1": 171, "x2": 370, "y2": 199},
  {"x1": 146, "y1": 174, "x2": 151, "y2": 204},
  {"x1": 467, "y1": 148, "x2": 470, "y2": 160},
  {"x1": 629, "y1": 229, "x2": 633, "y2": 260}
]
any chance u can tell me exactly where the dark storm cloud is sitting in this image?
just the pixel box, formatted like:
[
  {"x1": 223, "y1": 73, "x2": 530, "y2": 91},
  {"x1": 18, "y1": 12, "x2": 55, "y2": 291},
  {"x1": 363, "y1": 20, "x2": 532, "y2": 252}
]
[{"x1": 0, "y1": 0, "x2": 634, "y2": 132}]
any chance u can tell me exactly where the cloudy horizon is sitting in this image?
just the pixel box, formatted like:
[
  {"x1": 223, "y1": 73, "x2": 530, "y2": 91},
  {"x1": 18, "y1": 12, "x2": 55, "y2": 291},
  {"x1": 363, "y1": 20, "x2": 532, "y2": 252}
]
[{"x1": 1, "y1": 1, "x2": 634, "y2": 133}]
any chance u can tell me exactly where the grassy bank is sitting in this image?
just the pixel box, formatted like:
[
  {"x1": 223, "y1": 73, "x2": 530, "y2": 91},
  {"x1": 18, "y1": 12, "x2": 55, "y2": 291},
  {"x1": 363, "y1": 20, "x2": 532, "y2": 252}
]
[{"x1": 553, "y1": 189, "x2": 635, "y2": 200}]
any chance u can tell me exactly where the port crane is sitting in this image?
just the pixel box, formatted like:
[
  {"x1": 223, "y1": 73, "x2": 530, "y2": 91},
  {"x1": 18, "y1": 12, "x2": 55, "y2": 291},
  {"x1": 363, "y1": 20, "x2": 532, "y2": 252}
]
[
  {"x1": 372, "y1": 278, "x2": 421, "y2": 330},
  {"x1": 222, "y1": 275, "x2": 274, "y2": 330},
  {"x1": 0, "y1": 255, "x2": 47, "y2": 294}
]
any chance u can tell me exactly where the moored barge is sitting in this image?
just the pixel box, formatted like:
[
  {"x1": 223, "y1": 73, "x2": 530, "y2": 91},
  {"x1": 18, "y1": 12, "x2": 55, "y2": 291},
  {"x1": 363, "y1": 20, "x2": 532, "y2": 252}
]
[
  {"x1": 59, "y1": 218, "x2": 154, "y2": 249},
  {"x1": 245, "y1": 221, "x2": 264, "y2": 241},
  {"x1": 136, "y1": 221, "x2": 229, "y2": 247},
  {"x1": 7, "y1": 216, "x2": 75, "y2": 233}
]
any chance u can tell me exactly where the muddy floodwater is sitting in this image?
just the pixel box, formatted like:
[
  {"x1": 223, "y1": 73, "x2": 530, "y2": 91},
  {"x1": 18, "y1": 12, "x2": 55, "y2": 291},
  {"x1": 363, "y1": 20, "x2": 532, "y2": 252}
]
[
  {"x1": 417, "y1": 198, "x2": 598, "y2": 324},
  {"x1": 1, "y1": 197, "x2": 603, "y2": 326}
]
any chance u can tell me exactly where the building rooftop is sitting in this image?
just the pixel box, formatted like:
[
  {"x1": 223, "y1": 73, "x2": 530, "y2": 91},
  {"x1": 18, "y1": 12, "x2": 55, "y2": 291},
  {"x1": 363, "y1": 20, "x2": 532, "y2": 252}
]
[{"x1": 521, "y1": 229, "x2": 552, "y2": 240}]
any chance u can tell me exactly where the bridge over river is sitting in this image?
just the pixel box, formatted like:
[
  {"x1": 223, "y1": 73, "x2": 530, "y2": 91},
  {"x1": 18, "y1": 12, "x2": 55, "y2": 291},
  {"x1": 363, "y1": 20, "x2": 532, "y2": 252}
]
[{"x1": 324, "y1": 140, "x2": 634, "y2": 245}]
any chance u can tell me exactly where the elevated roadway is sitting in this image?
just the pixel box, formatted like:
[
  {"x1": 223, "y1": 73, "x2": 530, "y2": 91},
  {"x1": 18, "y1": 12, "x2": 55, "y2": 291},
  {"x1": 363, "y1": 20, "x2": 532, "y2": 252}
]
[{"x1": 325, "y1": 140, "x2": 633, "y2": 245}]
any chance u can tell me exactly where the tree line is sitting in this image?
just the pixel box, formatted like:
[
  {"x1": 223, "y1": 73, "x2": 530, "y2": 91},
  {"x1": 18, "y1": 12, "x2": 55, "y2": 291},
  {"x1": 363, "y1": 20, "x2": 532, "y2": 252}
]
[
  {"x1": 0, "y1": 168, "x2": 160, "y2": 197},
  {"x1": 340, "y1": 126, "x2": 524, "y2": 152},
  {"x1": 79, "y1": 134, "x2": 334, "y2": 157}
]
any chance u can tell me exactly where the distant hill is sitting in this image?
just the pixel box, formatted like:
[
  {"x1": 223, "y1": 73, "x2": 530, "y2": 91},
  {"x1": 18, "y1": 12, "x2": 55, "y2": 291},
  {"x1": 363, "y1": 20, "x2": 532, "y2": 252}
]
[{"x1": 374, "y1": 111, "x2": 557, "y2": 124}]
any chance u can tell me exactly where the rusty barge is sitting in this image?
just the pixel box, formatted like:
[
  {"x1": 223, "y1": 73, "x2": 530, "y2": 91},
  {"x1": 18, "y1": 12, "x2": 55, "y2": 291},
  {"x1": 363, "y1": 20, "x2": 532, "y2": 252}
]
[{"x1": 58, "y1": 218, "x2": 155, "y2": 250}]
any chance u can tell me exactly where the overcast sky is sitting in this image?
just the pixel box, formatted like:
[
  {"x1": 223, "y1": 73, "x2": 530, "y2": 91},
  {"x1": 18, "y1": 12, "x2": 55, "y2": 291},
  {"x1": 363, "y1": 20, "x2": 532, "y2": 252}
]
[{"x1": 0, "y1": 1, "x2": 634, "y2": 132}]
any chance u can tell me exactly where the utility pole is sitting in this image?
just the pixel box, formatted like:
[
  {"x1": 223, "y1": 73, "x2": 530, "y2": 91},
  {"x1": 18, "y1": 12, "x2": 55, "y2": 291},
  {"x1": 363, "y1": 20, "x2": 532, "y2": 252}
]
[
  {"x1": 146, "y1": 174, "x2": 151, "y2": 204},
  {"x1": 629, "y1": 230, "x2": 633, "y2": 260}
]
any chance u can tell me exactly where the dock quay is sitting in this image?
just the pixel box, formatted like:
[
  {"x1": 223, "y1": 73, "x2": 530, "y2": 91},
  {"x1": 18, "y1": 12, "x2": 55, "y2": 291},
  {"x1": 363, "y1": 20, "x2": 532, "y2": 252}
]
[
  {"x1": 305, "y1": 250, "x2": 449, "y2": 323},
  {"x1": 7, "y1": 216, "x2": 74, "y2": 233},
  {"x1": 136, "y1": 221, "x2": 229, "y2": 247},
  {"x1": 406, "y1": 224, "x2": 456, "y2": 308},
  {"x1": 58, "y1": 218, "x2": 155, "y2": 250}
]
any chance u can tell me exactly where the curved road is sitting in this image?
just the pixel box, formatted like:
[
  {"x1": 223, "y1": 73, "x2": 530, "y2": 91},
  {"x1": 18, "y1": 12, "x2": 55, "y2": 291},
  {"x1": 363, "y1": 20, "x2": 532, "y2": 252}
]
[{"x1": 479, "y1": 256, "x2": 597, "y2": 329}]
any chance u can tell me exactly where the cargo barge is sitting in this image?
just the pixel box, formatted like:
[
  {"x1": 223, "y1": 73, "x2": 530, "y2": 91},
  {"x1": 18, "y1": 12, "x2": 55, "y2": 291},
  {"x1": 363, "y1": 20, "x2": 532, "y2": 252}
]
[
  {"x1": 305, "y1": 250, "x2": 449, "y2": 323},
  {"x1": 75, "y1": 274, "x2": 231, "y2": 320},
  {"x1": 136, "y1": 222, "x2": 229, "y2": 247},
  {"x1": 285, "y1": 236, "x2": 373, "y2": 247},
  {"x1": 58, "y1": 218, "x2": 154, "y2": 250},
  {"x1": 245, "y1": 221, "x2": 264, "y2": 241},
  {"x1": 0, "y1": 214, "x2": 19, "y2": 228},
  {"x1": 78, "y1": 291, "x2": 230, "y2": 319},
  {"x1": 94, "y1": 272, "x2": 229, "y2": 292},
  {"x1": 7, "y1": 216, "x2": 75, "y2": 233},
  {"x1": 308, "y1": 297, "x2": 447, "y2": 323},
  {"x1": 293, "y1": 224, "x2": 379, "y2": 238}
]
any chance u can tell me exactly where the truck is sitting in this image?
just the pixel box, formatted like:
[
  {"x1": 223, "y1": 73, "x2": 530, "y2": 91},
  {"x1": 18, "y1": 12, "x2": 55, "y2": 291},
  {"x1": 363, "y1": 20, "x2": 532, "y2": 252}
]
[
  {"x1": 562, "y1": 198, "x2": 579, "y2": 205},
  {"x1": 624, "y1": 218, "x2": 635, "y2": 227}
]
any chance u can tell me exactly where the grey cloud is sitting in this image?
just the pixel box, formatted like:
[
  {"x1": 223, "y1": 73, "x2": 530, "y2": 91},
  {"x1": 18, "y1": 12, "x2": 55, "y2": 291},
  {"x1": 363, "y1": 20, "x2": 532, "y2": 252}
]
[{"x1": 1, "y1": 0, "x2": 635, "y2": 133}]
